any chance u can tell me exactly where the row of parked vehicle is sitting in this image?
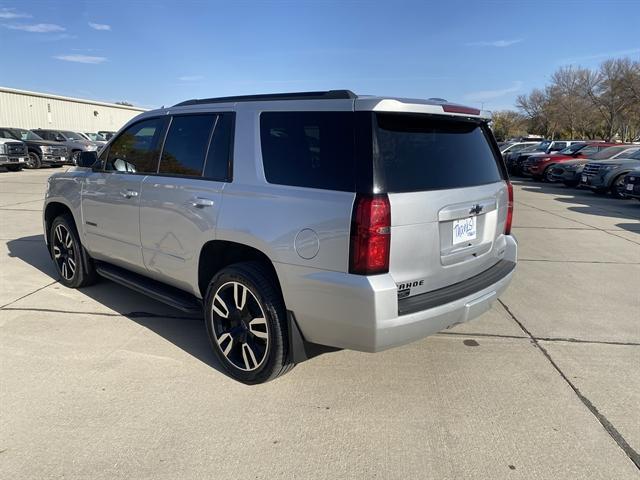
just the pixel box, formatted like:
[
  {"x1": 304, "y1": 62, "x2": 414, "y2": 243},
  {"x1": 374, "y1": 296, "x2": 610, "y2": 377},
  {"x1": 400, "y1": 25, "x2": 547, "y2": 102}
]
[
  {"x1": 0, "y1": 127, "x2": 115, "y2": 171},
  {"x1": 500, "y1": 139, "x2": 640, "y2": 201}
]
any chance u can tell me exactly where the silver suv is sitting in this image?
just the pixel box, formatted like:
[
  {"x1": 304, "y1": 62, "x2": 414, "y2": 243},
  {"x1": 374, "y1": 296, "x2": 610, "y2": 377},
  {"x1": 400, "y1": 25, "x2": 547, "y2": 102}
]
[{"x1": 43, "y1": 90, "x2": 517, "y2": 384}]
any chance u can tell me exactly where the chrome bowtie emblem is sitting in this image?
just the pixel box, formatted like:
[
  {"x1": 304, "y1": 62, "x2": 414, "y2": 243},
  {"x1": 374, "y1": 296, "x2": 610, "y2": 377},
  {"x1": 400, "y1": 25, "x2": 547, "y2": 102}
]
[{"x1": 469, "y1": 204, "x2": 483, "y2": 215}]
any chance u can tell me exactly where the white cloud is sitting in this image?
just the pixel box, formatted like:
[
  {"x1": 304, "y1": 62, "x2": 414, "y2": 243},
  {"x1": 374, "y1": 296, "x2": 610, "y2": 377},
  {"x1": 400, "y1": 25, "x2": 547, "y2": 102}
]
[
  {"x1": 53, "y1": 54, "x2": 108, "y2": 64},
  {"x1": 3, "y1": 23, "x2": 65, "y2": 33},
  {"x1": 88, "y1": 22, "x2": 111, "y2": 31},
  {"x1": 465, "y1": 39, "x2": 523, "y2": 48},
  {"x1": 463, "y1": 81, "x2": 523, "y2": 102},
  {"x1": 0, "y1": 7, "x2": 31, "y2": 18},
  {"x1": 178, "y1": 75, "x2": 204, "y2": 81}
]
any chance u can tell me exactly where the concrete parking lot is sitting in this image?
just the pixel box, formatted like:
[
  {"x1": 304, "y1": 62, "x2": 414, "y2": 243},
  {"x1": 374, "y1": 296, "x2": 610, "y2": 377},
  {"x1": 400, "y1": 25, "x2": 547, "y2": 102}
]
[{"x1": 1, "y1": 168, "x2": 639, "y2": 479}]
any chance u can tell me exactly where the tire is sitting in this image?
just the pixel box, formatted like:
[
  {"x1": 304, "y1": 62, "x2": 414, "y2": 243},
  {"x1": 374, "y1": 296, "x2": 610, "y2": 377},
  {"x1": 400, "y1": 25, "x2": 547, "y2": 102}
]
[
  {"x1": 49, "y1": 214, "x2": 97, "y2": 288},
  {"x1": 204, "y1": 261, "x2": 293, "y2": 384},
  {"x1": 26, "y1": 151, "x2": 42, "y2": 169},
  {"x1": 543, "y1": 165, "x2": 556, "y2": 183},
  {"x1": 5, "y1": 165, "x2": 22, "y2": 172},
  {"x1": 610, "y1": 174, "x2": 629, "y2": 199}
]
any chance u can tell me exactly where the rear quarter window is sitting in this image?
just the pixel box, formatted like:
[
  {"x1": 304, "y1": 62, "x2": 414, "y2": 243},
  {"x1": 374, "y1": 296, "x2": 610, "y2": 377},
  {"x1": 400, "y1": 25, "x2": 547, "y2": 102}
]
[
  {"x1": 259, "y1": 111, "x2": 355, "y2": 191},
  {"x1": 374, "y1": 113, "x2": 503, "y2": 193}
]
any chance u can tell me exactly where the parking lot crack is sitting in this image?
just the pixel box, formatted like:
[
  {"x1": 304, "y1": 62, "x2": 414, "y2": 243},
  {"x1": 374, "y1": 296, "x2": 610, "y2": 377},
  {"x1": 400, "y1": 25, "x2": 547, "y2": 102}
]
[
  {"x1": 0, "y1": 281, "x2": 58, "y2": 309},
  {"x1": 498, "y1": 299, "x2": 640, "y2": 471}
]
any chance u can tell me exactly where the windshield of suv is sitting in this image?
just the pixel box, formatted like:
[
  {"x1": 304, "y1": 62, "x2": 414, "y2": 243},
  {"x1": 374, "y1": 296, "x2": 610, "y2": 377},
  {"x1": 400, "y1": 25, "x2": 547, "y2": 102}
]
[
  {"x1": 374, "y1": 114, "x2": 502, "y2": 192},
  {"x1": 2, "y1": 128, "x2": 44, "y2": 141},
  {"x1": 559, "y1": 143, "x2": 587, "y2": 154},
  {"x1": 590, "y1": 146, "x2": 634, "y2": 160},
  {"x1": 61, "y1": 131, "x2": 86, "y2": 141},
  {"x1": 86, "y1": 133, "x2": 106, "y2": 141}
]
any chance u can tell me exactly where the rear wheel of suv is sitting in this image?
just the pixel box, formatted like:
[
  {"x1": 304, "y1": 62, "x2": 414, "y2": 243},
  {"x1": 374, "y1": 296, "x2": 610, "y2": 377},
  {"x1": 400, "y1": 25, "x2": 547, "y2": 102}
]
[
  {"x1": 26, "y1": 152, "x2": 42, "y2": 169},
  {"x1": 610, "y1": 174, "x2": 629, "y2": 199},
  {"x1": 204, "y1": 262, "x2": 293, "y2": 384},
  {"x1": 50, "y1": 214, "x2": 98, "y2": 288}
]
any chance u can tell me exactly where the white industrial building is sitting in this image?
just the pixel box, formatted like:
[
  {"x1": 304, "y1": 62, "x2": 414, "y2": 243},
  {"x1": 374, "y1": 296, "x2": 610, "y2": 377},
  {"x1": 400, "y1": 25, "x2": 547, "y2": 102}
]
[{"x1": 0, "y1": 86, "x2": 148, "y2": 133}]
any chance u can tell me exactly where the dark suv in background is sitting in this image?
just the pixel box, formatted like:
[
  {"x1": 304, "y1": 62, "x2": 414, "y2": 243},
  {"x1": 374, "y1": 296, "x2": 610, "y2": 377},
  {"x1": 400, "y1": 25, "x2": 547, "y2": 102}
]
[{"x1": 0, "y1": 127, "x2": 67, "y2": 169}]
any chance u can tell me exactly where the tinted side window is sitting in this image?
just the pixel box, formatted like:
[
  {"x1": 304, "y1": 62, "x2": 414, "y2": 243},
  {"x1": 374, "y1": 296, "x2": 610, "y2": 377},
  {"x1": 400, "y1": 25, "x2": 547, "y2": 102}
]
[
  {"x1": 374, "y1": 113, "x2": 502, "y2": 193},
  {"x1": 260, "y1": 111, "x2": 355, "y2": 191},
  {"x1": 159, "y1": 114, "x2": 216, "y2": 177},
  {"x1": 106, "y1": 118, "x2": 165, "y2": 173},
  {"x1": 203, "y1": 113, "x2": 234, "y2": 181}
]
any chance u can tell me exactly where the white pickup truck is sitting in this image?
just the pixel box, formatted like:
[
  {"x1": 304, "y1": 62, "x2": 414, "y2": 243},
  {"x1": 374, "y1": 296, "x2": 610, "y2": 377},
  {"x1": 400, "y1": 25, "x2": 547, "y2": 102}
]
[{"x1": 0, "y1": 137, "x2": 28, "y2": 171}]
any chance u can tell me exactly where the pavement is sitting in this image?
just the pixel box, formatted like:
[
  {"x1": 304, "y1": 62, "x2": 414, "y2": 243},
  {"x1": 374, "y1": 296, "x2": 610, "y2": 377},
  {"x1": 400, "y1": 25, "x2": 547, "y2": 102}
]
[{"x1": 1, "y1": 168, "x2": 639, "y2": 480}]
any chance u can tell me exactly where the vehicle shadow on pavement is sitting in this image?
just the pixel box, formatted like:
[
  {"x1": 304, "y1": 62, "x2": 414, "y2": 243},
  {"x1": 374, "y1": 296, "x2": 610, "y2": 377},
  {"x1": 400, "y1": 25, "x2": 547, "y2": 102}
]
[
  {"x1": 6, "y1": 235, "x2": 227, "y2": 375},
  {"x1": 514, "y1": 179, "x2": 640, "y2": 234}
]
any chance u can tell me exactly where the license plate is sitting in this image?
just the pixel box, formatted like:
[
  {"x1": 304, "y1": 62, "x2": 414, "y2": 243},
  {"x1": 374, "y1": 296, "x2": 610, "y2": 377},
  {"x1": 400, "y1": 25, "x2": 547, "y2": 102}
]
[
  {"x1": 627, "y1": 184, "x2": 634, "y2": 191},
  {"x1": 18, "y1": 157, "x2": 25, "y2": 162},
  {"x1": 60, "y1": 157, "x2": 66, "y2": 162},
  {"x1": 582, "y1": 175, "x2": 587, "y2": 183},
  {"x1": 453, "y1": 217, "x2": 477, "y2": 245}
]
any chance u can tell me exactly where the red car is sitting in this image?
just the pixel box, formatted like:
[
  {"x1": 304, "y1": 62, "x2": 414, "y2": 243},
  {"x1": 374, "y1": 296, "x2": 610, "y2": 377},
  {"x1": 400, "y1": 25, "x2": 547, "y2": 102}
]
[{"x1": 522, "y1": 142, "x2": 620, "y2": 181}]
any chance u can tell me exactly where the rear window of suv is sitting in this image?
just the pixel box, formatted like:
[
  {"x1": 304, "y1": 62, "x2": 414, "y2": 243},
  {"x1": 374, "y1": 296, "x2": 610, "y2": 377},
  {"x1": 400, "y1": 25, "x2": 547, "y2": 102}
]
[
  {"x1": 373, "y1": 113, "x2": 503, "y2": 193},
  {"x1": 260, "y1": 111, "x2": 355, "y2": 191}
]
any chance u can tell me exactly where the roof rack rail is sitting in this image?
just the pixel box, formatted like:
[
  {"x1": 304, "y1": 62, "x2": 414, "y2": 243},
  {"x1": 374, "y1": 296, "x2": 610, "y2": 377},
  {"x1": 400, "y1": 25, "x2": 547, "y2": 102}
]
[{"x1": 173, "y1": 89, "x2": 357, "y2": 107}]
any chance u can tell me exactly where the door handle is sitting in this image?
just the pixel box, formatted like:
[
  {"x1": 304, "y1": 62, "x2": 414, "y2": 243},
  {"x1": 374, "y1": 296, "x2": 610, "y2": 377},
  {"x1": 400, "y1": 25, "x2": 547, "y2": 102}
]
[
  {"x1": 120, "y1": 189, "x2": 139, "y2": 199},
  {"x1": 190, "y1": 197, "x2": 215, "y2": 208}
]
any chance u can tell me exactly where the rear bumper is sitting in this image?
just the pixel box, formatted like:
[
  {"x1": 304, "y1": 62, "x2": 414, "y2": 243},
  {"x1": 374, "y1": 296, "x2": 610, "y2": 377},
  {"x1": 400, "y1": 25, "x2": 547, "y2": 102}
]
[{"x1": 278, "y1": 235, "x2": 517, "y2": 353}]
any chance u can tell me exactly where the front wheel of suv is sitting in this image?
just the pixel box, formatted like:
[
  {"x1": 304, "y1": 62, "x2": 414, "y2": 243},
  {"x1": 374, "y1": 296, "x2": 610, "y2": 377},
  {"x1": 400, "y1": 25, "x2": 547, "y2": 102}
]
[
  {"x1": 49, "y1": 214, "x2": 97, "y2": 288},
  {"x1": 610, "y1": 174, "x2": 629, "y2": 199},
  {"x1": 204, "y1": 262, "x2": 294, "y2": 384}
]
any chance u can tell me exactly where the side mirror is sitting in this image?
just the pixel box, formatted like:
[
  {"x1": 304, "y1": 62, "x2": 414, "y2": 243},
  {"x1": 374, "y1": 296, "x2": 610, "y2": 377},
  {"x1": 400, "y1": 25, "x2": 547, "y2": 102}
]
[
  {"x1": 55, "y1": 135, "x2": 65, "y2": 142},
  {"x1": 77, "y1": 150, "x2": 98, "y2": 168}
]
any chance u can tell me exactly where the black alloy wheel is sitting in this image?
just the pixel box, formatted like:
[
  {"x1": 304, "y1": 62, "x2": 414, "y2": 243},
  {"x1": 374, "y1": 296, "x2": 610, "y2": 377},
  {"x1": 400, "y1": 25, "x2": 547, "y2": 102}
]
[{"x1": 204, "y1": 262, "x2": 293, "y2": 384}]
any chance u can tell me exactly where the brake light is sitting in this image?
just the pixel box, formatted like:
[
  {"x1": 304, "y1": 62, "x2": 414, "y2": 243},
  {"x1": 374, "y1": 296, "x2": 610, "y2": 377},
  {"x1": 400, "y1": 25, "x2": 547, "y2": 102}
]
[
  {"x1": 442, "y1": 104, "x2": 481, "y2": 115},
  {"x1": 349, "y1": 194, "x2": 391, "y2": 275},
  {"x1": 505, "y1": 181, "x2": 514, "y2": 235}
]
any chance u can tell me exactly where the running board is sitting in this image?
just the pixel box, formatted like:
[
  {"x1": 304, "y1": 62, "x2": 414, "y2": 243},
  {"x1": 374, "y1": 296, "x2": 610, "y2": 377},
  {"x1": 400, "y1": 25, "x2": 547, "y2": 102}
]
[{"x1": 95, "y1": 262, "x2": 203, "y2": 314}]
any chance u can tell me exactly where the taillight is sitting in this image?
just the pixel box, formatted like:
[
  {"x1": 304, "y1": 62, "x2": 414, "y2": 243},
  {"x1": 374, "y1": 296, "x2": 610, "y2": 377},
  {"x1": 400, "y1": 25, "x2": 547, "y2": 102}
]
[
  {"x1": 442, "y1": 104, "x2": 481, "y2": 115},
  {"x1": 505, "y1": 181, "x2": 514, "y2": 235},
  {"x1": 349, "y1": 194, "x2": 391, "y2": 275}
]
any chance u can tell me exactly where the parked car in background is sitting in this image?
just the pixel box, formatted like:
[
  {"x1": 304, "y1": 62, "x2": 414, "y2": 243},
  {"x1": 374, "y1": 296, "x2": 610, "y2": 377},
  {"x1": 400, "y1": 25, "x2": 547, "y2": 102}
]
[
  {"x1": 550, "y1": 145, "x2": 640, "y2": 186},
  {"x1": 581, "y1": 150, "x2": 640, "y2": 197},
  {"x1": 622, "y1": 168, "x2": 640, "y2": 200},
  {"x1": 500, "y1": 141, "x2": 541, "y2": 157},
  {"x1": 97, "y1": 130, "x2": 116, "y2": 141},
  {"x1": 522, "y1": 142, "x2": 619, "y2": 181},
  {"x1": 0, "y1": 137, "x2": 28, "y2": 171},
  {"x1": 506, "y1": 140, "x2": 582, "y2": 175},
  {"x1": 0, "y1": 127, "x2": 67, "y2": 169},
  {"x1": 83, "y1": 132, "x2": 108, "y2": 145},
  {"x1": 32, "y1": 129, "x2": 100, "y2": 164}
]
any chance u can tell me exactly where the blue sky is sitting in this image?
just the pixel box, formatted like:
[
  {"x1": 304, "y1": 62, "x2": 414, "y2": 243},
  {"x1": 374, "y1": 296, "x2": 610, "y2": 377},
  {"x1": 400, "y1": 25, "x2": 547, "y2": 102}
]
[{"x1": 1, "y1": 0, "x2": 638, "y2": 110}]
